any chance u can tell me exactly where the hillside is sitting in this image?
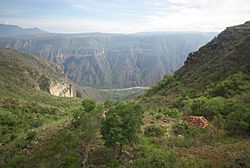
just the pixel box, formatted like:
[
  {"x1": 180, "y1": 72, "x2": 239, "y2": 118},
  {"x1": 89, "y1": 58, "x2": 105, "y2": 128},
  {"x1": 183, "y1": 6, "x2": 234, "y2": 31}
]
[
  {"x1": 0, "y1": 32, "x2": 215, "y2": 88},
  {"x1": 144, "y1": 21, "x2": 250, "y2": 102},
  {"x1": 0, "y1": 24, "x2": 46, "y2": 37},
  {"x1": 1, "y1": 48, "x2": 112, "y2": 100},
  {"x1": 0, "y1": 22, "x2": 249, "y2": 168},
  {"x1": 135, "y1": 21, "x2": 250, "y2": 167},
  {"x1": 0, "y1": 48, "x2": 84, "y2": 166},
  {"x1": 0, "y1": 47, "x2": 75, "y2": 97}
]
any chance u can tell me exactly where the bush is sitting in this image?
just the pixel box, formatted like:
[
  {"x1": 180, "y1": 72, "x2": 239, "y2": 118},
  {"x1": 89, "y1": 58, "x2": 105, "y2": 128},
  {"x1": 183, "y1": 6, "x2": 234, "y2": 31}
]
[
  {"x1": 132, "y1": 149, "x2": 177, "y2": 168},
  {"x1": 225, "y1": 102, "x2": 250, "y2": 135},
  {"x1": 211, "y1": 73, "x2": 250, "y2": 97},
  {"x1": 101, "y1": 102, "x2": 143, "y2": 149},
  {"x1": 26, "y1": 131, "x2": 37, "y2": 141},
  {"x1": 72, "y1": 99, "x2": 98, "y2": 128},
  {"x1": 155, "y1": 114, "x2": 162, "y2": 120},
  {"x1": 59, "y1": 152, "x2": 80, "y2": 168},
  {"x1": 172, "y1": 122, "x2": 187, "y2": 135},
  {"x1": 163, "y1": 108, "x2": 180, "y2": 118},
  {"x1": 144, "y1": 125, "x2": 164, "y2": 137},
  {"x1": 82, "y1": 99, "x2": 96, "y2": 113},
  {"x1": 183, "y1": 96, "x2": 226, "y2": 120}
]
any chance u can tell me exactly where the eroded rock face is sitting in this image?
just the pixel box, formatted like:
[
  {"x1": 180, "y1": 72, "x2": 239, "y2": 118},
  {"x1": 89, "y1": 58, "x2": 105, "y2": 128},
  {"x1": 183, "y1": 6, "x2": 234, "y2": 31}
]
[
  {"x1": 0, "y1": 33, "x2": 216, "y2": 88},
  {"x1": 38, "y1": 75, "x2": 74, "y2": 97},
  {"x1": 49, "y1": 82, "x2": 74, "y2": 97}
]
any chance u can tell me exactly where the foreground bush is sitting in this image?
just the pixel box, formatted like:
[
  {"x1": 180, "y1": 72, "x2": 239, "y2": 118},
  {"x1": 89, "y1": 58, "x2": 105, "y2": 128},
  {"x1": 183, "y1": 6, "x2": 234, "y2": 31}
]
[{"x1": 144, "y1": 125, "x2": 164, "y2": 137}]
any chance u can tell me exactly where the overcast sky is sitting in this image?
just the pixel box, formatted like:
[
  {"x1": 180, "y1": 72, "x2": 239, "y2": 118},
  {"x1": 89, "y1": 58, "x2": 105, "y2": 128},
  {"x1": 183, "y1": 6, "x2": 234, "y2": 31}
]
[{"x1": 0, "y1": 0, "x2": 249, "y2": 33}]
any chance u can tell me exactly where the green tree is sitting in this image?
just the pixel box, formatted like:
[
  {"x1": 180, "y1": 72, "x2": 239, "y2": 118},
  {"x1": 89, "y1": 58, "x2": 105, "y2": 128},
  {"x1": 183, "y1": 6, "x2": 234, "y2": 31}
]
[
  {"x1": 225, "y1": 102, "x2": 250, "y2": 135},
  {"x1": 82, "y1": 99, "x2": 96, "y2": 113},
  {"x1": 72, "y1": 99, "x2": 97, "y2": 128},
  {"x1": 101, "y1": 102, "x2": 143, "y2": 156},
  {"x1": 199, "y1": 97, "x2": 225, "y2": 120}
]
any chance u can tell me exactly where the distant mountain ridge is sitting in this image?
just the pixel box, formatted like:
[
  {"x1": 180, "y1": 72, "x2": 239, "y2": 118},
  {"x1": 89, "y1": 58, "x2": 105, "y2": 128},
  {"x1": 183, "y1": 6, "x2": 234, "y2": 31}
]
[
  {"x1": 0, "y1": 24, "x2": 46, "y2": 37},
  {"x1": 0, "y1": 31, "x2": 216, "y2": 89}
]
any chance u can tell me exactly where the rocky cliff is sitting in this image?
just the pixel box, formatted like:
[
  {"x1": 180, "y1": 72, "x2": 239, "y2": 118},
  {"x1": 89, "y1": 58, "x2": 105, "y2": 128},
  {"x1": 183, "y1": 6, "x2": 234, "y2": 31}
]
[{"x1": 49, "y1": 82, "x2": 74, "y2": 97}]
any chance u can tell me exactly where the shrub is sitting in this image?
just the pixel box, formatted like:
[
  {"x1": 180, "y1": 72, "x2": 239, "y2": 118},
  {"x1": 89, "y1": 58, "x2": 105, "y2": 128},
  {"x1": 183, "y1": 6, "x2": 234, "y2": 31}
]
[
  {"x1": 183, "y1": 96, "x2": 226, "y2": 120},
  {"x1": 225, "y1": 102, "x2": 250, "y2": 135},
  {"x1": 82, "y1": 99, "x2": 96, "y2": 113},
  {"x1": 59, "y1": 152, "x2": 80, "y2": 168},
  {"x1": 132, "y1": 149, "x2": 177, "y2": 168},
  {"x1": 211, "y1": 73, "x2": 250, "y2": 97},
  {"x1": 149, "y1": 110, "x2": 157, "y2": 117},
  {"x1": 163, "y1": 108, "x2": 180, "y2": 118},
  {"x1": 26, "y1": 131, "x2": 37, "y2": 141},
  {"x1": 155, "y1": 114, "x2": 162, "y2": 120},
  {"x1": 172, "y1": 122, "x2": 187, "y2": 135},
  {"x1": 144, "y1": 125, "x2": 164, "y2": 137},
  {"x1": 101, "y1": 102, "x2": 143, "y2": 149}
]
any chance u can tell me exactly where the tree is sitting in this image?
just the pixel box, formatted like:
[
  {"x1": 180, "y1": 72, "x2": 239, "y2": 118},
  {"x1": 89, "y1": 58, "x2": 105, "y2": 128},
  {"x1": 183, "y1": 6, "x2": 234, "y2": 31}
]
[
  {"x1": 225, "y1": 102, "x2": 250, "y2": 135},
  {"x1": 82, "y1": 99, "x2": 96, "y2": 113},
  {"x1": 72, "y1": 99, "x2": 97, "y2": 128},
  {"x1": 101, "y1": 102, "x2": 143, "y2": 156}
]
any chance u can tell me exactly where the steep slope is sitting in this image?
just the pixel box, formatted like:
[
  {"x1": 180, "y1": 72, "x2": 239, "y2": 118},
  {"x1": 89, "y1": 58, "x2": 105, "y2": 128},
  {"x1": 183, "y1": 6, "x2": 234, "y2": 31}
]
[
  {"x1": 0, "y1": 24, "x2": 46, "y2": 37},
  {"x1": 141, "y1": 21, "x2": 250, "y2": 138},
  {"x1": 0, "y1": 48, "x2": 74, "y2": 97},
  {"x1": 0, "y1": 32, "x2": 215, "y2": 88},
  {"x1": 0, "y1": 48, "x2": 85, "y2": 166},
  {"x1": 0, "y1": 48, "x2": 143, "y2": 101},
  {"x1": 145, "y1": 21, "x2": 250, "y2": 101},
  {"x1": 134, "y1": 22, "x2": 250, "y2": 168}
]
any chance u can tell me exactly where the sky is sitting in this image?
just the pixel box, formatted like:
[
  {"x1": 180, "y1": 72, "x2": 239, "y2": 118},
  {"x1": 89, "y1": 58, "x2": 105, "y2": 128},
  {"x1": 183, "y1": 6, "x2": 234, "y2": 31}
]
[{"x1": 0, "y1": 0, "x2": 250, "y2": 33}]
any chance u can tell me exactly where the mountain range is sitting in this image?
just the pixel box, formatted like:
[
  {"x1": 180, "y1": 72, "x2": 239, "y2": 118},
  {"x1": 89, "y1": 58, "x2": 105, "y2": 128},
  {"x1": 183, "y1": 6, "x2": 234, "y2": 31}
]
[
  {"x1": 0, "y1": 24, "x2": 46, "y2": 37},
  {"x1": 0, "y1": 24, "x2": 217, "y2": 88}
]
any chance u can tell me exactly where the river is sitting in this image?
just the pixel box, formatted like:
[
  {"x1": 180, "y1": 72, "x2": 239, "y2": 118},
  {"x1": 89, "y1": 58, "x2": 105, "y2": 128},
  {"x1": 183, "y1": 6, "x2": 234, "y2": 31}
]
[{"x1": 85, "y1": 86, "x2": 150, "y2": 92}]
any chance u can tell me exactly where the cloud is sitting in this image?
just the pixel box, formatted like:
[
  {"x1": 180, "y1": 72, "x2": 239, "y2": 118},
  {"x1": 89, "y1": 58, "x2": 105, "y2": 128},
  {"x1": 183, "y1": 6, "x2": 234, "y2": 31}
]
[
  {"x1": 143, "y1": 0, "x2": 250, "y2": 32},
  {"x1": 0, "y1": 0, "x2": 249, "y2": 33},
  {"x1": 0, "y1": 20, "x2": 9, "y2": 24},
  {"x1": 0, "y1": 17, "x2": 144, "y2": 33}
]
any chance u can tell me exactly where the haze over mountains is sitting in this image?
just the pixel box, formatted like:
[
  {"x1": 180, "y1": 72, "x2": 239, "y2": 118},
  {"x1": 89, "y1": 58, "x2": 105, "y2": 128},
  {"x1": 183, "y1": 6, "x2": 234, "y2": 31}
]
[
  {"x1": 0, "y1": 24, "x2": 46, "y2": 37},
  {"x1": 0, "y1": 24, "x2": 217, "y2": 89}
]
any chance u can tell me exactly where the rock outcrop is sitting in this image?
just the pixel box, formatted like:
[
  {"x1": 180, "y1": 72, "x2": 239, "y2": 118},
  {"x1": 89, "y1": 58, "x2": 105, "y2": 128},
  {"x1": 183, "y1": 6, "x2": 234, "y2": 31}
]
[{"x1": 49, "y1": 82, "x2": 74, "y2": 97}]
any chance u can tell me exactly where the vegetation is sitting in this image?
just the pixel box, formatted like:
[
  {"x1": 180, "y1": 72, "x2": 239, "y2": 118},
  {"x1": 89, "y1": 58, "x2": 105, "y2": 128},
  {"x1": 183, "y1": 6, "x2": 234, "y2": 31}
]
[
  {"x1": 138, "y1": 21, "x2": 250, "y2": 167},
  {"x1": 144, "y1": 125, "x2": 164, "y2": 137},
  {"x1": 101, "y1": 102, "x2": 143, "y2": 155},
  {"x1": 1, "y1": 22, "x2": 250, "y2": 167}
]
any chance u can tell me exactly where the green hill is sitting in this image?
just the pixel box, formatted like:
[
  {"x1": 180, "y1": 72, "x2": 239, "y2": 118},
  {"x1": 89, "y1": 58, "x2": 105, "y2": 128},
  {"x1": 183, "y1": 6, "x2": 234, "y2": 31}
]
[
  {"x1": 136, "y1": 21, "x2": 250, "y2": 167},
  {"x1": 0, "y1": 48, "x2": 84, "y2": 165},
  {"x1": 0, "y1": 47, "x2": 75, "y2": 98},
  {"x1": 144, "y1": 21, "x2": 250, "y2": 106}
]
